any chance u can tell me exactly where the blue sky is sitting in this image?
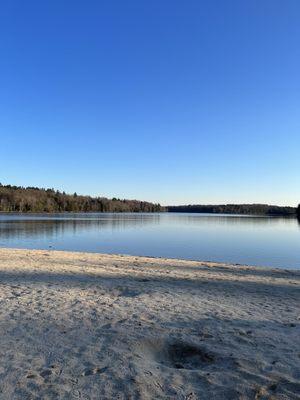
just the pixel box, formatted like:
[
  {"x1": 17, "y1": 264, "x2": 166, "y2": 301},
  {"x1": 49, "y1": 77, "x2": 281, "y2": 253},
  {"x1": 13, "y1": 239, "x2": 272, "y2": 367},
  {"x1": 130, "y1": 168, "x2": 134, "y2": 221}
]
[{"x1": 0, "y1": 0, "x2": 299, "y2": 206}]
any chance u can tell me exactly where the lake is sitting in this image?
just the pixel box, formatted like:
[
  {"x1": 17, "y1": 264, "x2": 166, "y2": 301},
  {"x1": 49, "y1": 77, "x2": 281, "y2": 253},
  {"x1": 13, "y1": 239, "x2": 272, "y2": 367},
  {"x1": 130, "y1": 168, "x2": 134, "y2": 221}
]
[{"x1": 0, "y1": 212, "x2": 299, "y2": 270}]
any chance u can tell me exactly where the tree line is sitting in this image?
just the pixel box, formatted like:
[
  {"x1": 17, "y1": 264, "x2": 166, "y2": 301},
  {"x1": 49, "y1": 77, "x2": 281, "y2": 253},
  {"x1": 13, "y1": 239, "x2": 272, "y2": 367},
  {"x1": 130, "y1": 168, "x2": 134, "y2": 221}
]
[
  {"x1": 0, "y1": 184, "x2": 163, "y2": 213},
  {"x1": 1, "y1": 183, "x2": 298, "y2": 216},
  {"x1": 167, "y1": 204, "x2": 297, "y2": 216}
]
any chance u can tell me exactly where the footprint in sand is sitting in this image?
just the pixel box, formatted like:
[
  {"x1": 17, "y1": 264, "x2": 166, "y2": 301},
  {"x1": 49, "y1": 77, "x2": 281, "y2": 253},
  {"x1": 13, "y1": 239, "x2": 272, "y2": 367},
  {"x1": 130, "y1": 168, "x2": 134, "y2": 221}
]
[
  {"x1": 40, "y1": 369, "x2": 53, "y2": 379},
  {"x1": 37, "y1": 364, "x2": 62, "y2": 380},
  {"x1": 136, "y1": 338, "x2": 215, "y2": 370},
  {"x1": 81, "y1": 366, "x2": 108, "y2": 376},
  {"x1": 26, "y1": 373, "x2": 37, "y2": 379}
]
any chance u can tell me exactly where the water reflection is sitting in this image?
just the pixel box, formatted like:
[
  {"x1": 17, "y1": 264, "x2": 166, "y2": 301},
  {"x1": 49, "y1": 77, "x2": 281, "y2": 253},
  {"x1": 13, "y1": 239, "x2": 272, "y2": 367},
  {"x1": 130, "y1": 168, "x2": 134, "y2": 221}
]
[
  {"x1": 0, "y1": 213, "x2": 160, "y2": 240},
  {"x1": 166, "y1": 213, "x2": 297, "y2": 227}
]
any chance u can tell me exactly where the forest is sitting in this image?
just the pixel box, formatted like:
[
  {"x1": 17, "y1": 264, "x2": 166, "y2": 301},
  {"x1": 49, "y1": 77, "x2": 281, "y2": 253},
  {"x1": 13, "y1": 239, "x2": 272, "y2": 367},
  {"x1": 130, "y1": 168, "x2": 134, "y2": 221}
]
[
  {"x1": 167, "y1": 204, "x2": 297, "y2": 216},
  {"x1": 1, "y1": 183, "x2": 299, "y2": 216},
  {"x1": 0, "y1": 184, "x2": 163, "y2": 213}
]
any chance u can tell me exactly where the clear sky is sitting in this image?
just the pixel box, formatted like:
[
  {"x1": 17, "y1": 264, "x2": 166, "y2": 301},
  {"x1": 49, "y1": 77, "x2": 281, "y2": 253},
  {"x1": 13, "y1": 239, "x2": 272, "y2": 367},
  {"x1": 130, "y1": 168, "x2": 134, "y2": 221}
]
[{"x1": 0, "y1": 1, "x2": 299, "y2": 206}]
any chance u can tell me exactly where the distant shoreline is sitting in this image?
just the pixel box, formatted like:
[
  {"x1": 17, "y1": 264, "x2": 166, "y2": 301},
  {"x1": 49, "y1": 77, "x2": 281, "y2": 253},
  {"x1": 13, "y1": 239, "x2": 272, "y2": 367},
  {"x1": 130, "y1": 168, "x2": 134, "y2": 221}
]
[
  {"x1": 0, "y1": 209, "x2": 297, "y2": 217},
  {"x1": 167, "y1": 204, "x2": 297, "y2": 216}
]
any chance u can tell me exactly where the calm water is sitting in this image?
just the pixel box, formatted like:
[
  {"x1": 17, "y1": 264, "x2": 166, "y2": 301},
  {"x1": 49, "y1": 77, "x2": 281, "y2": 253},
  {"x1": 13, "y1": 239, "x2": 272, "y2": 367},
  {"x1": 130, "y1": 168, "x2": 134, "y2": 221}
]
[{"x1": 0, "y1": 213, "x2": 300, "y2": 270}]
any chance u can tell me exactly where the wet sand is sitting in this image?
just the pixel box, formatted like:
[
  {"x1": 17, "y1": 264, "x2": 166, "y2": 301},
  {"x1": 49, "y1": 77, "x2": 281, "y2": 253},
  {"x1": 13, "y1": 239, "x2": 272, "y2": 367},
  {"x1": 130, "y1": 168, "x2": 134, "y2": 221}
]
[{"x1": 0, "y1": 248, "x2": 299, "y2": 399}]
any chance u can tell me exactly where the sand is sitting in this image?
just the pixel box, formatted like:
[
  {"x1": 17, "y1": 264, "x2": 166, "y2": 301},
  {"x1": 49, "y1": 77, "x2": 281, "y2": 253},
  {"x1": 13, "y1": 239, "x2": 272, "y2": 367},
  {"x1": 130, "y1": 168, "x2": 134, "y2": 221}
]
[{"x1": 0, "y1": 248, "x2": 299, "y2": 400}]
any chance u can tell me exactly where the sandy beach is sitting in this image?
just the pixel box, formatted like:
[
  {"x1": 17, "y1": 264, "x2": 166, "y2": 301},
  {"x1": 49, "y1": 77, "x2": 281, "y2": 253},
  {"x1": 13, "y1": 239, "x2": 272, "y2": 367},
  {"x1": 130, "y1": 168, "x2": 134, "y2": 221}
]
[{"x1": 0, "y1": 248, "x2": 299, "y2": 400}]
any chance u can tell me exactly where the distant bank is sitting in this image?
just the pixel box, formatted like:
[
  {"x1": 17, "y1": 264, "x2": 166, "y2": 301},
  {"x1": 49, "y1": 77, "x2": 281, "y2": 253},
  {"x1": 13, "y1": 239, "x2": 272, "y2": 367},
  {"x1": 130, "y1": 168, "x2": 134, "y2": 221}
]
[
  {"x1": 167, "y1": 204, "x2": 297, "y2": 216},
  {"x1": 0, "y1": 183, "x2": 299, "y2": 216}
]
